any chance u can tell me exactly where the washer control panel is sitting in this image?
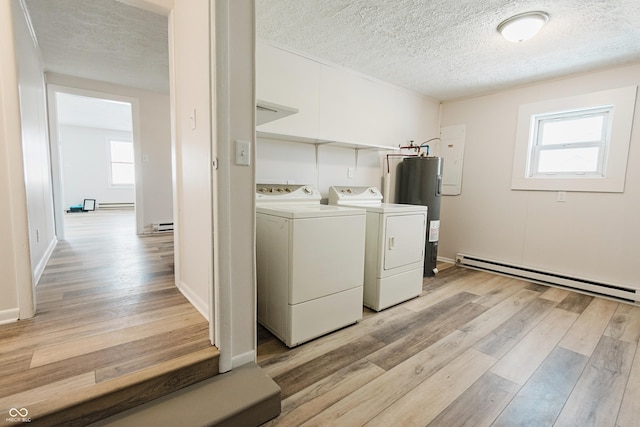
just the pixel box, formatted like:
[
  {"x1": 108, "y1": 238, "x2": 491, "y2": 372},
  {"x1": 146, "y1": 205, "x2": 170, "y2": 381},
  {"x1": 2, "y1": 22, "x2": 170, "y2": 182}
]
[
  {"x1": 328, "y1": 186, "x2": 383, "y2": 205},
  {"x1": 256, "y1": 184, "x2": 321, "y2": 204}
]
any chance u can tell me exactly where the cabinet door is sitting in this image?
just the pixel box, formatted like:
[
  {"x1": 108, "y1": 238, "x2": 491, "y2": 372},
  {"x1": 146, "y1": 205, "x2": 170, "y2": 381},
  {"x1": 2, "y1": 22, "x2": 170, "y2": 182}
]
[
  {"x1": 383, "y1": 213, "x2": 426, "y2": 270},
  {"x1": 319, "y1": 65, "x2": 398, "y2": 148},
  {"x1": 256, "y1": 43, "x2": 320, "y2": 138}
]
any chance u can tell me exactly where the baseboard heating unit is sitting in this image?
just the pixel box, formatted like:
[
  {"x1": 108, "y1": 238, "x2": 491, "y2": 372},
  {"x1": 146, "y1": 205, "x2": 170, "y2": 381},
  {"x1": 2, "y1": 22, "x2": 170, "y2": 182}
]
[
  {"x1": 98, "y1": 202, "x2": 135, "y2": 210},
  {"x1": 456, "y1": 253, "x2": 639, "y2": 304},
  {"x1": 152, "y1": 222, "x2": 174, "y2": 233}
]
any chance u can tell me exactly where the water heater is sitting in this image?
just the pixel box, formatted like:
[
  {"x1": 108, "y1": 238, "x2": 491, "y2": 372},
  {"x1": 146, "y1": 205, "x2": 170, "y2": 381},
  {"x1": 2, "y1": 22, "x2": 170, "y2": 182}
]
[{"x1": 397, "y1": 156, "x2": 443, "y2": 276}]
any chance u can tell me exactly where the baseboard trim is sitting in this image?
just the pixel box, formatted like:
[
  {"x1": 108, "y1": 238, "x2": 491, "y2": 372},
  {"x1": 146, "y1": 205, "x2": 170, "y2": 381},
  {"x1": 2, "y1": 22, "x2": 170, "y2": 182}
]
[
  {"x1": 0, "y1": 308, "x2": 19, "y2": 325},
  {"x1": 34, "y1": 237, "x2": 58, "y2": 286},
  {"x1": 437, "y1": 256, "x2": 456, "y2": 265},
  {"x1": 177, "y1": 281, "x2": 209, "y2": 322}
]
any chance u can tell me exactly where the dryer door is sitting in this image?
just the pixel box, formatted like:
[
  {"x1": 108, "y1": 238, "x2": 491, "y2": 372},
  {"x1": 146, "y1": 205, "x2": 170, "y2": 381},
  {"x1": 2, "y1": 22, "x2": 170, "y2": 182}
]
[{"x1": 383, "y1": 213, "x2": 427, "y2": 270}]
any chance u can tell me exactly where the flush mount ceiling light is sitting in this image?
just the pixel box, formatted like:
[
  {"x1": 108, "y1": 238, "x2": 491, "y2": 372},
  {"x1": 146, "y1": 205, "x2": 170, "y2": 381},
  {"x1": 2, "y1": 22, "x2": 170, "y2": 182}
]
[{"x1": 498, "y1": 11, "x2": 549, "y2": 43}]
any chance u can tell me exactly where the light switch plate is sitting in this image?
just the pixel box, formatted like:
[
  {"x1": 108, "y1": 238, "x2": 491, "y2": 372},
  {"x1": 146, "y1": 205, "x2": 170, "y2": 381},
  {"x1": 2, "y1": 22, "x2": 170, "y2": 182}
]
[
  {"x1": 189, "y1": 109, "x2": 196, "y2": 130},
  {"x1": 235, "y1": 140, "x2": 251, "y2": 166}
]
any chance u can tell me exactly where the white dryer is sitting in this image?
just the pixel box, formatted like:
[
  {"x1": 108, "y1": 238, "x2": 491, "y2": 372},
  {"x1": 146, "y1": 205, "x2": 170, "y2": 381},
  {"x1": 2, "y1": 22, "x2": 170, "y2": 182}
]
[
  {"x1": 256, "y1": 184, "x2": 366, "y2": 347},
  {"x1": 329, "y1": 186, "x2": 427, "y2": 311}
]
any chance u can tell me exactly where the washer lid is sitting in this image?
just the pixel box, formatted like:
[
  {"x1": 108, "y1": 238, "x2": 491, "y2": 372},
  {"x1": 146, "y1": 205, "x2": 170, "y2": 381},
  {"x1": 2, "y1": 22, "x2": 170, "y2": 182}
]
[
  {"x1": 336, "y1": 202, "x2": 427, "y2": 214},
  {"x1": 256, "y1": 204, "x2": 365, "y2": 219}
]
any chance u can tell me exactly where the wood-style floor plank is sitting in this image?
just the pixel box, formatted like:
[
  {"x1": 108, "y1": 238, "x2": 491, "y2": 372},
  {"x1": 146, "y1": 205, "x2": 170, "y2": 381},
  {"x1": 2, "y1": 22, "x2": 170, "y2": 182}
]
[
  {"x1": 300, "y1": 329, "x2": 481, "y2": 426},
  {"x1": 273, "y1": 334, "x2": 386, "y2": 400},
  {"x1": 474, "y1": 297, "x2": 557, "y2": 359},
  {"x1": 616, "y1": 340, "x2": 640, "y2": 426},
  {"x1": 259, "y1": 263, "x2": 640, "y2": 426},
  {"x1": 0, "y1": 210, "x2": 216, "y2": 424},
  {"x1": 459, "y1": 288, "x2": 540, "y2": 338},
  {"x1": 489, "y1": 308, "x2": 578, "y2": 385},
  {"x1": 555, "y1": 335, "x2": 635, "y2": 427},
  {"x1": 492, "y1": 347, "x2": 588, "y2": 427},
  {"x1": 364, "y1": 348, "x2": 496, "y2": 426},
  {"x1": 559, "y1": 297, "x2": 619, "y2": 356},
  {"x1": 269, "y1": 359, "x2": 385, "y2": 426},
  {"x1": 426, "y1": 372, "x2": 519, "y2": 427},
  {"x1": 605, "y1": 303, "x2": 640, "y2": 344}
]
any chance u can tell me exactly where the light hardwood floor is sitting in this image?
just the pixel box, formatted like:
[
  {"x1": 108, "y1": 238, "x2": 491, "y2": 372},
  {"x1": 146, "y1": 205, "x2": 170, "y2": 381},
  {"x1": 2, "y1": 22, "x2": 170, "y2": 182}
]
[
  {"x1": 258, "y1": 263, "x2": 640, "y2": 427},
  {"x1": 0, "y1": 209, "x2": 217, "y2": 426}
]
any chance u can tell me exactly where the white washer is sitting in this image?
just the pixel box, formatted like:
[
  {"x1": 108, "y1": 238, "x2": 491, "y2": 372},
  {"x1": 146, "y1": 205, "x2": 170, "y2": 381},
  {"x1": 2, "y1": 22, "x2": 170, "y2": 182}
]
[
  {"x1": 329, "y1": 186, "x2": 427, "y2": 311},
  {"x1": 256, "y1": 184, "x2": 366, "y2": 347}
]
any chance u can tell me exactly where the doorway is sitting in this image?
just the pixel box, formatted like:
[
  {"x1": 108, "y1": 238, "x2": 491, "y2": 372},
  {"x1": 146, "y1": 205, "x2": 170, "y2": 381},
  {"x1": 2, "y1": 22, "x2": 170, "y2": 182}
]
[{"x1": 47, "y1": 87, "x2": 142, "y2": 240}]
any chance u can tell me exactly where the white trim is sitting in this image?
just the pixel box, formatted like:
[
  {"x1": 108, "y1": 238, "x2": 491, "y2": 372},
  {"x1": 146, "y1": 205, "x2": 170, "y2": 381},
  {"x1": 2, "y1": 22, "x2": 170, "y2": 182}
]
[
  {"x1": 34, "y1": 237, "x2": 57, "y2": 286},
  {"x1": 511, "y1": 86, "x2": 637, "y2": 192},
  {"x1": 437, "y1": 256, "x2": 456, "y2": 265},
  {"x1": 46, "y1": 84, "x2": 144, "y2": 234},
  {"x1": 177, "y1": 281, "x2": 210, "y2": 322},
  {"x1": 231, "y1": 350, "x2": 256, "y2": 369},
  {"x1": 214, "y1": 0, "x2": 233, "y2": 374},
  {"x1": 0, "y1": 309, "x2": 20, "y2": 325}
]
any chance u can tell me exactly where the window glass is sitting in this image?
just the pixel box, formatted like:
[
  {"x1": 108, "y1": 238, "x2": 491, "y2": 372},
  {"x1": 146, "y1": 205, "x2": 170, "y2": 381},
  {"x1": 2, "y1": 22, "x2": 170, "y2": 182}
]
[
  {"x1": 539, "y1": 114, "x2": 604, "y2": 145},
  {"x1": 537, "y1": 147, "x2": 600, "y2": 174},
  {"x1": 110, "y1": 140, "x2": 134, "y2": 185},
  {"x1": 529, "y1": 108, "x2": 610, "y2": 176}
]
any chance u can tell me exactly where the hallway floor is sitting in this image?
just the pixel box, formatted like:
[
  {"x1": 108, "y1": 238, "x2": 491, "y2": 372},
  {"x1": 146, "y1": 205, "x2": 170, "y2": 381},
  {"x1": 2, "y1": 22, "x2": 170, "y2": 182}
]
[{"x1": 0, "y1": 209, "x2": 217, "y2": 426}]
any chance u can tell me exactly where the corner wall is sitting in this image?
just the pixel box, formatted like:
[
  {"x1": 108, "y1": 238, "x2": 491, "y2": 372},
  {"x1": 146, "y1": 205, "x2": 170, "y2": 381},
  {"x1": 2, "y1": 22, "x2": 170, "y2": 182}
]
[
  {"x1": 439, "y1": 63, "x2": 640, "y2": 289},
  {"x1": 170, "y1": 0, "x2": 213, "y2": 319},
  {"x1": 11, "y1": 0, "x2": 55, "y2": 313},
  {"x1": 0, "y1": 0, "x2": 34, "y2": 322}
]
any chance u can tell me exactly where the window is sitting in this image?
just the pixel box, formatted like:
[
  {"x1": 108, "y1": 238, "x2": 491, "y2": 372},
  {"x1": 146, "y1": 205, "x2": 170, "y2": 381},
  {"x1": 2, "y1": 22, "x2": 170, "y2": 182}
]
[
  {"x1": 529, "y1": 107, "x2": 611, "y2": 177},
  {"x1": 511, "y1": 86, "x2": 637, "y2": 193},
  {"x1": 109, "y1": 140, "x2": 134, "y2": 185}
]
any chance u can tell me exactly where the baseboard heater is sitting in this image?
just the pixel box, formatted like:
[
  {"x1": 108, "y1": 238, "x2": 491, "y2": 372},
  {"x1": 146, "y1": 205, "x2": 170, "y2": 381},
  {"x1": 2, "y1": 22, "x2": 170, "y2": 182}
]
[
  {"x1": 98, "y1": 202, "x2": 135, "y2": 209},
  {"x1": 152, "y1": 222, "x2": 174, "y2": 233},
  {"x1": 456, "y1": 253, "x2": 639, "y2": 304}
]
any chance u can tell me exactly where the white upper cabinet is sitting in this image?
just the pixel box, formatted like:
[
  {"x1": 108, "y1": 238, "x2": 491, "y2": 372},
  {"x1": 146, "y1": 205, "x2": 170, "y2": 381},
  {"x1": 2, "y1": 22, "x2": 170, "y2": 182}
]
[
  {"x1": 256, "y1": 42, "x2": 320, "y2": 140},
  {"x1": 318, "y1": 65, "x2": 398, "y2": 149},
  {"x1": 256, "y1": 42, "x2": 439, "y2": 150}
]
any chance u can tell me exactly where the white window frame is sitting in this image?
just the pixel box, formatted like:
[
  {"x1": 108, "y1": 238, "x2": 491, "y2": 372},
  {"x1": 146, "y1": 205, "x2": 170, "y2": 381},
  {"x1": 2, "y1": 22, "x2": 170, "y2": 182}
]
[
  {"x1": 529, "y1": 106, "x2": 611, "y2": 177},
  {"x1": 511, "y1": 86, "x2": 637, "y2": 193},
  {"x1": 108, "y1": 139, "x2": 135, "y2": 186}
]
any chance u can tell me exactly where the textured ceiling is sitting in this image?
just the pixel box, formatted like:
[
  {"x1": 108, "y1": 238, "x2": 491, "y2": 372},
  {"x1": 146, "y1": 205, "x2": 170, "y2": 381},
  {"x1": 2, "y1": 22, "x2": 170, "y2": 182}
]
[
  {"x1": 256, "y1": 0, "x2": 640, "y2": 100},
  {"x1": 56, "y1": 93, "x2": 133, "y2": 131},
  {"x1": 24, "y1": 0, "x2": 169, "y2": 93},
  {"x1": 21, "y1": 0, "x2": 640, "y2": 100}
]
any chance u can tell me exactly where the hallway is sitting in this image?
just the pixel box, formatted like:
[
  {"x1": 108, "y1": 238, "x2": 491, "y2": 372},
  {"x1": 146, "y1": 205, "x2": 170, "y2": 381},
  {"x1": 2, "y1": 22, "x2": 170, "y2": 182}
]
[{"x1": 0, "y1": 209, "x2": 218, "y2": 425}]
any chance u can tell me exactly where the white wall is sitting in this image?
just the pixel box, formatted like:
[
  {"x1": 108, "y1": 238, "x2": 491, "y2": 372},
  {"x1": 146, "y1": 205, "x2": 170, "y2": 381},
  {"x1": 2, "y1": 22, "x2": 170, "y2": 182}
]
[
  {"x1": 12, "y1": 0, "x2": 56, "y2": 297},
  {"x1": 439, "y1": 63, "x2": 640, "y2": 289},
  {"x1": 256, "y1": 138, "x2": 384, "y2": 198},
  {"x1": 170, "y1": 0, "x2": 213, "y2": 320},
  {"x1": 59, "y1": 125, "x2": 134, "y2": 207},
  {"x1": 46, "y1": 74, "x2": 174, "y2": 230},
  {"x1": 0, "y1": 0, "x2": 35, "y2": 322},
  {"x1": 214, "y1": 0, "x2": 257, "y2": 370}
]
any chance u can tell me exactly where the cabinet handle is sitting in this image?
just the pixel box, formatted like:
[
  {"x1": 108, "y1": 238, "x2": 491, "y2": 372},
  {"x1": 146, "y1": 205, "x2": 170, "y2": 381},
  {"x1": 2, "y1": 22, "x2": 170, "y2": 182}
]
[{"x1": 389, "y1": 236, "x2": 395, "y2": 250}]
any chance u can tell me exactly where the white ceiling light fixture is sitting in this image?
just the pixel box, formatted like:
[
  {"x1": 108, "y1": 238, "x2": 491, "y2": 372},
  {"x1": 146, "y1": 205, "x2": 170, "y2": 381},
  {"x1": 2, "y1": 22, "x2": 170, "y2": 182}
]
[{"x1": 498, "y1": 11, "x2": 549, "y2": 43}]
